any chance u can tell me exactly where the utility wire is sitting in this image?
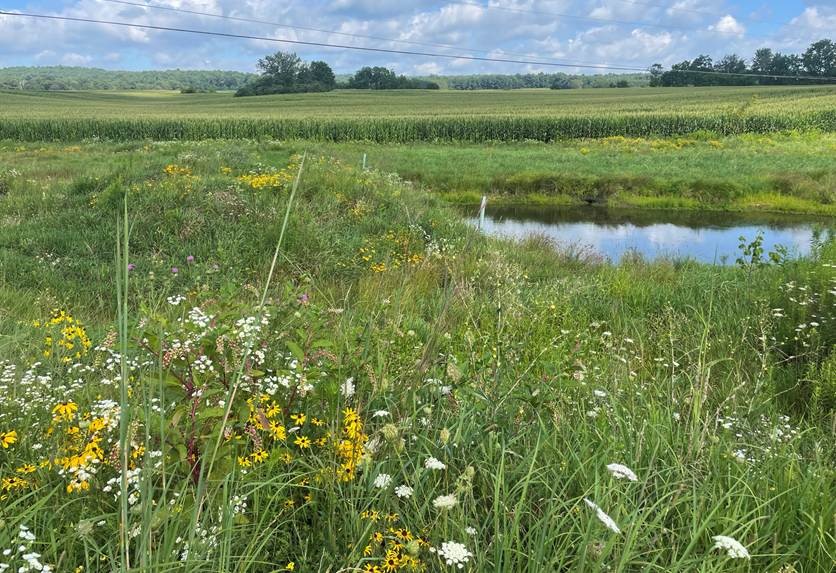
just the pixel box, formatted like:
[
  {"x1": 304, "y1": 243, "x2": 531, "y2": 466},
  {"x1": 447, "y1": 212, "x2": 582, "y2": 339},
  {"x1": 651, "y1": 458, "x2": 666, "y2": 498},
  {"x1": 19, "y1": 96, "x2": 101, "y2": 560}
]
[
  {"x1": 96, "y1": 0, "x2": 640, "y2": 70},
  {"x1": 0, "y1": 10, "x2": 651, "y2": 72},
  {"x1": 2, "y1": 10, "x2": 835, "y2": 81}
]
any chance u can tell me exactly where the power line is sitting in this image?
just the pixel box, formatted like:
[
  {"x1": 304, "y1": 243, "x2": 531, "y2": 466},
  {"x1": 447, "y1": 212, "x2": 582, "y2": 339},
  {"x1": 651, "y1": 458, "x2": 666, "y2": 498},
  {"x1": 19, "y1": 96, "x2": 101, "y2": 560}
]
[
  {"x1": 2, "y1": 10, "x2": 834, "y2": 81},
  {"x1": 95, "y1": 0, "x2": 641, "y2": 70}
]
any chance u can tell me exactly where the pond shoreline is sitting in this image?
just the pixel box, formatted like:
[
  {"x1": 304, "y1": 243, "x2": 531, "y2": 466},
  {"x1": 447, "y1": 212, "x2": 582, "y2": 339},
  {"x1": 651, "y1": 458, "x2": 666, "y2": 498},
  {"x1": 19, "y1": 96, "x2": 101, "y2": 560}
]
[
  {"x1": 465, "y1": 203, "x2": 833, "y2": 264},
  {"x1": 442, "y1": 191, "x2": 836, "y2": 217}
]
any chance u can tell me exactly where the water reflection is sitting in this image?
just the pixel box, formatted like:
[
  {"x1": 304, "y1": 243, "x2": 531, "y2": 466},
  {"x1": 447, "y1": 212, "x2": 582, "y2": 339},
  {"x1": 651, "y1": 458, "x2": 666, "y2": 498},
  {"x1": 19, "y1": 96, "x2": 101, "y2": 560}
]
[{"x1": 465, "y1": 205, "x2": 833, "y2": 264}]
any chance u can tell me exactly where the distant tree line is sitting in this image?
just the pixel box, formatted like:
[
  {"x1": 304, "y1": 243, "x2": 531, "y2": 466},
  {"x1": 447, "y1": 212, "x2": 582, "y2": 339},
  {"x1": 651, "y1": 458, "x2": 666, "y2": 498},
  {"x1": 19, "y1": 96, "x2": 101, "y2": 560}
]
[
  {"x1": 437, "y1": 72, "x2": 648, "y2": 90},
  {"x1": 346, "y1": 67, "x2": 439, "y2": 90},
  {"x1": 235, "y1": 52, "x2": 440, "y2": 96},
  {"x1": 650, "y1": 38, "x2": 835, "y2": 86},
  {"x1": 0, "y1": 66, "x2": 256, "y2": 91}
]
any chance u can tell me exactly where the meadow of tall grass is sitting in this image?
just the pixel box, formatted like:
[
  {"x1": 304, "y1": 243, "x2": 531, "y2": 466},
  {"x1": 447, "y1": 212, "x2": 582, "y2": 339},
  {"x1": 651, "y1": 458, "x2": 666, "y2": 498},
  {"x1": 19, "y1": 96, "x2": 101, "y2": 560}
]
[{"x1": 0, "y1": 141, "x2": 833, "y2": 572}]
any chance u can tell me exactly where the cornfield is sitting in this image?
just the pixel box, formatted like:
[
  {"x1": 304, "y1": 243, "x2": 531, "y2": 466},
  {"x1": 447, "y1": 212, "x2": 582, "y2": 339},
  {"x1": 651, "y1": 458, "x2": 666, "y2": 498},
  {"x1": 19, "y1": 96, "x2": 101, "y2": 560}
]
[{"x1": 1, "y1": 86, "x2": 835, "y2": 142}]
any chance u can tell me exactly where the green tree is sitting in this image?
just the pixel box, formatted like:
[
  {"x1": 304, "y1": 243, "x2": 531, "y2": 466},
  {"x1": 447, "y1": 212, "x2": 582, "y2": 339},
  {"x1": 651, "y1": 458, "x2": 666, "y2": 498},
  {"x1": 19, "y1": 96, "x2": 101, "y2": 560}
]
[
  {"x1": 802, "y1": 39, "x2": 836, "y2": 77},
  {"x1": 308, "y1": 61, "x2": 336, "y2": 90},
  {"x1": 257, "y1": 51, "x2": 303, "y2": 88}
]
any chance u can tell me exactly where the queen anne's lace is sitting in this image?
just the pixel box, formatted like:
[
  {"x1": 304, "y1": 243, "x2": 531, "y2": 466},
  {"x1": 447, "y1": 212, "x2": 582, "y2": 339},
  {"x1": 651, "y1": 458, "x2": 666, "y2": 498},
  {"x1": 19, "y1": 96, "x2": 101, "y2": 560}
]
[
  {"x1": 430, "y1": 541, "x2": 473, "y2": 569},
  {"x1": 712, "y1": 535, "x2": 750, "y2": 559}
]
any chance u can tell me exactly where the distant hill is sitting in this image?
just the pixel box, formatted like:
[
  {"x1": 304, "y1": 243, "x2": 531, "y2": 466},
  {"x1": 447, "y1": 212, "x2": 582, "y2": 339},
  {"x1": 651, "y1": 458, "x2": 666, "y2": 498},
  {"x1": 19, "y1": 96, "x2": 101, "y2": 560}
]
[{"x1": 0, "y1": 66, "x2": 257, "y2": 91}]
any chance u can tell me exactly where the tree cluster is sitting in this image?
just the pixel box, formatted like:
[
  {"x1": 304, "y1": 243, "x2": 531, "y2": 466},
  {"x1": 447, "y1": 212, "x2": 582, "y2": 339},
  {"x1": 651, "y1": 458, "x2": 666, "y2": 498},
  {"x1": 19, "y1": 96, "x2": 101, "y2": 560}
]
[
  {"x1": 235, "y1": 52, "x2": 337, "y2": 96},
  {"x1": 650, "y1": 39, "x2": 835, "y2": 86},
  {"x1": 0, "y1": 66, "x2": 256, "y2": 91}
]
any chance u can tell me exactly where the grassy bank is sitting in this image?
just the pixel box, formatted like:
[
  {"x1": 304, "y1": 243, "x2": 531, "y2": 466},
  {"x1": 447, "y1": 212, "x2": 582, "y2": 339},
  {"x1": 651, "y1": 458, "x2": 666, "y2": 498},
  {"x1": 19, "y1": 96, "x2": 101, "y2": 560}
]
[
  {"x1": 314, "y1": 132, "x2": 836, "y2": 215},
  {"x1": 0, "y1": 141, "x2": 834, "y2": 571},
  {"x1": 4, "y1": 135, "x2": 836, "y2": 215}
]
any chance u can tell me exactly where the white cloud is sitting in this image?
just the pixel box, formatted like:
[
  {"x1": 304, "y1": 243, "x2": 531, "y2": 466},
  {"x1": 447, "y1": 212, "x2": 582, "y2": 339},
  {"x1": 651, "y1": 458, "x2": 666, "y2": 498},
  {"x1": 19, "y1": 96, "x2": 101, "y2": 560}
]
[{"x1": 709, "y1": 15, "x2": 745, "y2": 37}]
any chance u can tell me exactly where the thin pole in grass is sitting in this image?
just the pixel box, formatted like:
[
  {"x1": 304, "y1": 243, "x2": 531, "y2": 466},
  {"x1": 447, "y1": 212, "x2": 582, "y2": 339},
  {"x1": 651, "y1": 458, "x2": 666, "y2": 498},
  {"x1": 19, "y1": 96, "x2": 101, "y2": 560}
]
[
  {"x1": 477, "y1": 195, "x2": 487, "y2": 230},
  {"x1": 193, "y1": 152, "x2": 307, "y2": 525},
  {"x1": 115, "y1": 192, "x2": 131, "y2": 572}
]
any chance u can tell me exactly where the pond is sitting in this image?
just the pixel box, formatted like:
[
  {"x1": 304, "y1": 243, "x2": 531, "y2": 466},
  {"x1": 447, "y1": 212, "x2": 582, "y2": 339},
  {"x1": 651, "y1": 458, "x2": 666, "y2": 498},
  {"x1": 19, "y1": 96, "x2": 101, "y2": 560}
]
[{"x1": 465, "y1": 205, "x2": 833, "y2": 264}]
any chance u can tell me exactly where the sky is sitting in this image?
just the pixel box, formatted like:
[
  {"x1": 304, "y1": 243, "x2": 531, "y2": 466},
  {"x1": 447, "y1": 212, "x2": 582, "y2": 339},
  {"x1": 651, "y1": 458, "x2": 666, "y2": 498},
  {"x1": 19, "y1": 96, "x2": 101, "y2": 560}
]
[{"x1": 0, "y1": 1, "x2": 833, "y2": 75}]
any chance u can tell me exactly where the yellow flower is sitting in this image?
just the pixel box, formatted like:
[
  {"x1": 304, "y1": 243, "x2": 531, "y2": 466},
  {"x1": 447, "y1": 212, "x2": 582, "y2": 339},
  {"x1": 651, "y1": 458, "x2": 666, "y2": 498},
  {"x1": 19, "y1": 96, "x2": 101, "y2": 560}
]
[
  {"x1": 270, "y1": 422, "x2": 287, "y2": 441},
  {"x1": 382, "y1": 554, "x2": 400, "y2": 572},
  {"x1": 294, "y1": 436, "x2": 311, "y2": 449},
  {"x1": 0, "y1": 430, "x2": 18, "y2": 448},
  {"x1": 250, "y1": 449, "x2": 269, "y2": 464},
  {"x1": 52, "y1": 402, "x2": 78, "y2": 422},
  {"x1": 237, "y1": 456, "x2": 252, "y2": 468},
  {"x1": 285, "y1": 562, "x2": 295, "y2": 571},
  {"x1": 16, "y1": 464, "x2": 36, "y2": 474},
  {"x1": 290, "y1": 413, "x2": 307, "y2": 425},
  {"x1": 1, "y1": 475, "x2": 29, "y2": 491}
]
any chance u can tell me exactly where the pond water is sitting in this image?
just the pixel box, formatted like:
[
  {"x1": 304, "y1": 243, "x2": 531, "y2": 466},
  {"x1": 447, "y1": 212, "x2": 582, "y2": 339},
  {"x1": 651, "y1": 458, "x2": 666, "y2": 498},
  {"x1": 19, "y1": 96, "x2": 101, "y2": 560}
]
[{"x1": 465, "y1": 205, "x2": 833, "y2": 264}]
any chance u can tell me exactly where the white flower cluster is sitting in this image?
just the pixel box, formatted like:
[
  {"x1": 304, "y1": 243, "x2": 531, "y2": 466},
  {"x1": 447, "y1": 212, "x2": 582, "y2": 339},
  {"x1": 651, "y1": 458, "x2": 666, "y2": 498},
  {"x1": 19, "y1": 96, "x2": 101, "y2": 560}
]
[
  {"x1": 167, "y1": 294, "x2": 186, "y2": 306},
  {"x1": 340, "y1": 377, "x2": 355, "y2": 398},
  {"x1": 425, "y1": 457, "x2": 446, "y2": 470},
  {"x1": 194, "y1": 354, "x2": 214, "y2": 374},
  {"x1": 103, "y1": 468, "x2": 143, "y2": 508},
  {"x1": 0, "y1": 525, "x2": 54, "y2": 573},
  {"x1": 373, "y1": 473, "x2": 392, "y2": 489},
  {"x1": 433, "y1": 494, "x2": 458, "y2": 510},
  {"x1": 712, "y1": 535, "x2": 750, "y2": 559},
  {"x1": 187, "y1": 306, "x2": 213, "y2": 329},
  {"x1": 394, "y1": 485, "x2": 413, "y2": 498},
  {"x1": 430, "y1": 540, "x2": 473, "y2": 569}
]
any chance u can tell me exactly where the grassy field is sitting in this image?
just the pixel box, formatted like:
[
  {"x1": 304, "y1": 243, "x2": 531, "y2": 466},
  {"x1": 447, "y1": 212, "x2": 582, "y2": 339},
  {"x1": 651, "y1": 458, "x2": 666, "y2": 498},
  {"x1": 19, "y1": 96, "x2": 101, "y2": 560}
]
[
  {"x1": 0, "y1": 140, "x2": 834, "y2": 571},
  {"x1": 1, "y1": 86, "x2": 835, "y2": 141}
]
